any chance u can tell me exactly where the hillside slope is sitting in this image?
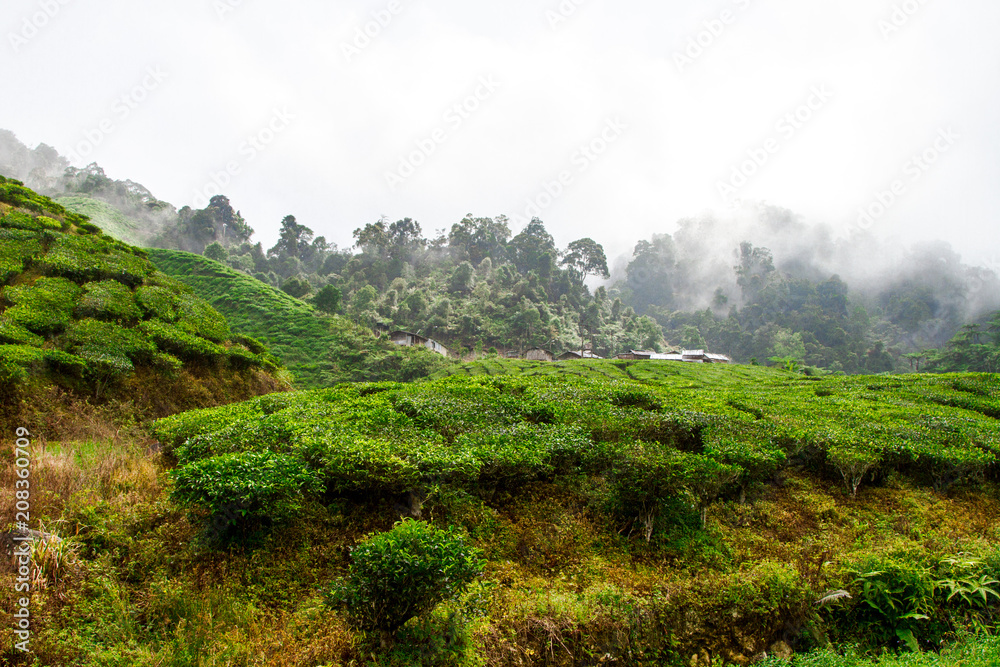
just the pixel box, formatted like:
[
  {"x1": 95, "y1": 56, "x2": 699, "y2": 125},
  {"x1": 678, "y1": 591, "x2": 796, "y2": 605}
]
[
  {"x1": 12, "y1": 362, "x2": 997, "y2": 665},
  {"x1": 147, "y1": 248, "x2": 453, "y2": 388},
  {"x1": 55, "y1": 194, "x2": 144, "y2": 246},
  {"x1": 0, "y1": 175, "x2": 286, "y2": 432}
]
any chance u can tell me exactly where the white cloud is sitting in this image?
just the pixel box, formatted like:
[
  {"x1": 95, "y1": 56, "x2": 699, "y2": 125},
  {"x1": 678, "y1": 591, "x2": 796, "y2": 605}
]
[{"x1": 1, "y1": 0, "x2": 997, "y2": 266}]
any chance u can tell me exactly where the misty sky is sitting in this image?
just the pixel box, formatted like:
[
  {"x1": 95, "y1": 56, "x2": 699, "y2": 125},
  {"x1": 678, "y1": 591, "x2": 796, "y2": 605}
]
[{"x1": 2, "y1": 0, "x2": 999, "y2": 269}]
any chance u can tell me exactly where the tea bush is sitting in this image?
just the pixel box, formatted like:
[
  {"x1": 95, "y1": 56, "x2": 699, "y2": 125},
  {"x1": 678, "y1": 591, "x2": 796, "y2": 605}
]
[
  {"x1": 170, "y1": 450, "x2": 322, "y2": 528},
  {"x1": 175, "y1": 292, "x2": 230, "y2": 342},
  {"x1": 0, "y1": 320, "x2": 44, "y2": 346},
  {"x1": 38, "y1": 233, "x2": 154, "y2": 286},
  {"x1": 67, "y1": 319, "x2": 157, "y2": 364},
  {"x1": 326, "y1": 519, "x2": 484, "y2": 639},
  {"x1": 139, "y1": 320, "x2": 226, "y2": 362},
  {"x1": 75, "y1": 280, "x2": 142, "y2": 321},
  {"x1": 0, "y1": 232, "x2": 42, "y2": 283},
  {"x1": 135, "y1": 284, "x2": 181, "y2": 321},
  {"x1": 2, "y1": 276, "x2": 83, "y2": 335}
]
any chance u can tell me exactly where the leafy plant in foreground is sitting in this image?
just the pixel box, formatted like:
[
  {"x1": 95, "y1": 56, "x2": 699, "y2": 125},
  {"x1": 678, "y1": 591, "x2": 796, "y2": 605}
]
[
  {"x1": 326, "y1": 519, "x2": 484, "y2": 645},
  {"x1": 170, "y1": 451, "x2": 321, "y2": 539}
]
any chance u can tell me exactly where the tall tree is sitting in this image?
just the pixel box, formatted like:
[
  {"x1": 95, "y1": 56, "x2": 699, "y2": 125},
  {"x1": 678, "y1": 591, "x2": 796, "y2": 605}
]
[
  {"x1": 269, "y1": 215, "x2": 314, "y2": 260},
  {"x1": 562, "y1": 238, "x2": 610, "y2": 284},
  {"x1": 509, "y1": 218, "x2": 556, "y2": 274},
  {"x1": 448, "y1": 215, "x2": 511, "y2": 265}
]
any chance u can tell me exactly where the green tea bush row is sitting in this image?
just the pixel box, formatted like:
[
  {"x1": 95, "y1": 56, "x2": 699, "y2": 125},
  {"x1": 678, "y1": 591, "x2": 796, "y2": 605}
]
[
  {"x1": 139, "y1": 320, "x2": 226, "y2": 361},
  {"x1": 0, "y1": 175, "x2": 90, "y2": 226},
  {"x1": 2, "y1": 276, "x2": 82, "y2": 335},
  {"x1": 170, "y1": 450, "x2": 322, "y2": 526},
  {"x1": 76, "y1": 280, "x2": 142, "y2": 321},
  {"x1": 37, "y1": 234, "x2": 154, "y2": 287}
]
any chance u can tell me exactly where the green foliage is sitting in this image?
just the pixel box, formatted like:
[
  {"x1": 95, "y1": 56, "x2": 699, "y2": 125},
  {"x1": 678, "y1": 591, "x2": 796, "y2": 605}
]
[
  {"x1": 76, "y1": 280, "x2": 142, "y2": 321},
  {"x1": 175, "y1": 292, "x2": 231, "y2": 342},
  {"x1": 326, "y1": 519, "x2": 484, "y2": 637},
  {"x1": 38, "y1": 233, "x2": 154, "y2": 286},
  {"x1": 0, "y1": 320, "x2": 44, "y2": 346},
  {"x1": 828, "y1": 444, "x2": 883, "y2": 497},
  {"x1": 135, "y1": 284, "x2": 181, "y2": 321},
  {"x1": 2, "y1": 276, "x2": 83, "y2": 335},
  {"x1": 846, "y1": 554, "x2": 939, "y2": 651},
  {"x1": 170, "y1": 450, "x2": 321, "y2": 529},
  {"x1": 139, "y1": 320, "x2": 226, "y2": 362},
  {"x1": 147, "y1": 249, "x2": 454, "y2": 388},
  {"x1": 312, "y1": 283, "x2": 342, "y2": 314},
  {"x1": 68, "y1": 319, "x2": 157, "y2": 364},
  {"x1": 203, "y1": 242, "x2": 228, "y2": 262},
  {"x1": 1, "y1": 210, "x2": 64, "y2": 232},
  {"x1": 0, "y1": 179, "x2": 279, "y2": 399},
  {"x1": 0, "y1": 230, "x2": 43, "y2": 284}
]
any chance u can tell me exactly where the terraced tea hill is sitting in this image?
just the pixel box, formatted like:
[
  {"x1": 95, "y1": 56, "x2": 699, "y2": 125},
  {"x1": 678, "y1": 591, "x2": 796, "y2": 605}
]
[
  {"x1": 147, "y1": 248, "x2": 453, "y2": 388},
  {"x1": 150, "y1": 364, "x2": 1000, "y2": 660},
  {"x1": 0, "y1": 175, "x2": 283, "y2": 423}
]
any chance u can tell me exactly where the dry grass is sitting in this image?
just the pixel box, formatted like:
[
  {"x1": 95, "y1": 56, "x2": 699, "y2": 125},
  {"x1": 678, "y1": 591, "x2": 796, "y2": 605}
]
[{"x1": 0, "y1": 437, "x2": 163, "y2": 528}]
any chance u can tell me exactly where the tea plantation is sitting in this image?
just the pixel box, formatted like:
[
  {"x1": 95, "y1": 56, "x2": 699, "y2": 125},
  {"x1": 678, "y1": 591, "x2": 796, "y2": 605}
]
[
  {"x1": 136, "y1": 362, "x2": 1000, "y2": 664},
  {"x1": 146, "y1": 248, "x2": 454, "y2": 388},
  {"x1": 0, "y1": 176, "x2": 285, "y2": 429},
  {"x1": 2, "y1": 177, "x2": 998, "y2": 665}
]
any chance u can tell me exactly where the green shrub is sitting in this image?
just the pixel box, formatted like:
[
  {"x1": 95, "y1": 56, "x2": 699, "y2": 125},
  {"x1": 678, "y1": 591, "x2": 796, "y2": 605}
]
[
  {"x1": 2, "y1": 276, "x2": 83, "y2": 335},
  {"x1": 152, "y1": 351, "x2": 184, "y2": 374},
  {"x1": 0, "y1": 321, "x2": 43, "y2": 346},
  {"x1": 0, "y1": 210, "x2": 62, "y2": 232},
  {"x1": 170, "y1": 451, "x2": 321, "y2": 531},
  {"x1": 1, "y1": 233, "x2": 42, "y2": 284},
  {"x1": 75, "y1": 280, "x2": 141, "y2": 321},
  {"x1": 226, "y1": 345, "x2": 263, "y2": 370},
  {"x1": 609, "y1": 383, "x2": 663, "y2": 411},
  {"x1": 0, "y1": 343, "x2": 46, "y2": 369},
  {"x1": 608, "y1": 443, "x2": 688, "y2": 542},
  {"x1": 706, "y1": 437, "x2": 787, "y2": 503},
  {"x1": 828, "y1": 444, "x2": 883, "y2": 497},
  {"x1": 0, "y1": 178, "x2": 89, "y2": 226},
  {"x1": 37, "y1": 233, "x2": 153, "y2": 286},
  {"x1": 67, "y1": 318, "x2": 157, "y2": 364},
  {"x1": 326, "y1": 519, "x2": 484, "y2": 640},
  {"x1": 232, "y1": 334, "x2": 268, "y2": 355},
  {"x1": 845, "y1": 554, "x2": 939, "y2": 651},
  {"x1": 135, "y1": 285, "x2": 180, "y2": 321},
  {"x1": 139, "y1": 320, "x2": 225, "y2": 362},
  {"x1": 152, "y1": 400, "x2": 268, "y2": 453},
  {"x1": 175, "y1": 292, "x2": 230, "y2": 342},
  {"x1": 44, "y1": 349, "x2": 88, "y2": 377}
]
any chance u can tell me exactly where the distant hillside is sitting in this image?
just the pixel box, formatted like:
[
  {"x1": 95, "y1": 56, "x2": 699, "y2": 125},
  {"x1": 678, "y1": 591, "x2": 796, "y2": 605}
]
[
  {"x1": 146, "y1": 249, "x2": 453, "y2": 388},
  {"x1": 55, "y1": 194, "x2": 144, "y2": 245},
  {"x1": 0, "y1": 175, "x2": 286, "y2": 431}
]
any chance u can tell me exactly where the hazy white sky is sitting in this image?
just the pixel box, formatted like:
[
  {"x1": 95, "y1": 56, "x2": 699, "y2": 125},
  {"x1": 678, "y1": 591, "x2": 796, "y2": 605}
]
[{"x1": 2, "y1": 0, "x2": 998, "y2": 268}]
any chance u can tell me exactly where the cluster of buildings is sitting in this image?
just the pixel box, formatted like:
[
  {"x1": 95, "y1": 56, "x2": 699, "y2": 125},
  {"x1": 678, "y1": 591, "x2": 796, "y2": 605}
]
[
  {"x1": 510, "y1": 348, "x2": 732, "y2": 364},
  {"x1": 386, "y1": 330, "x2": 732, "y2": 365}
]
